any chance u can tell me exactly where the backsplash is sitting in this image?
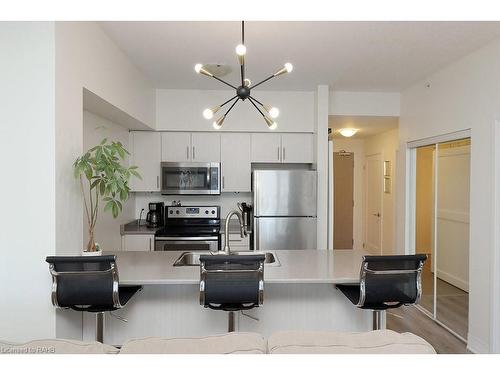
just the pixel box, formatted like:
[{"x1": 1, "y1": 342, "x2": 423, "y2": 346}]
[{"x1": 134, "y1": 192, "x2": 253, "y2": 219}]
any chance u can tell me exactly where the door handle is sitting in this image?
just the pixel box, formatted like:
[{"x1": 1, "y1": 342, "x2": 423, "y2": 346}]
[{"x1": 373, "y1": 213, "x2": 381, "y2": 217}]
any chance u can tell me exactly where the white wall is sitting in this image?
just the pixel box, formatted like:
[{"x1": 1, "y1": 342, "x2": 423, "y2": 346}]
[
  {"x1": 398, "y1": 38, "x2": 500, "y2": 353},
  {"x1": 329, "y1": 91, "x2": 400, "y2": 116},
  {"x1": 0, "y1": 22, "x2": 57, "y2": 341},
  {"x1": 83, "y1": 111, "x2": 136, "y2": 252},
  {"x1": 364, "y1": 128, "x2": 399, "y2": 254},
  {"x1": 332, "y1": 138, "x2": 365, "y2": 249},
  {"x1": 157, "y1": 89, "x2": 315, "y2": 133},
  {"x1": 54, "y1": 22, "x2": 156, "y2": 338}
]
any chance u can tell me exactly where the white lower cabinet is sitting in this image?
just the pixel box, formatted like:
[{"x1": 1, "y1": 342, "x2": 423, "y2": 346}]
[
  {"x1": 121, "y1": 234, "x2": 154, "y2": 251},
  {"x1": 221, "y1": 133, "x2": 251, "y2": 192}
]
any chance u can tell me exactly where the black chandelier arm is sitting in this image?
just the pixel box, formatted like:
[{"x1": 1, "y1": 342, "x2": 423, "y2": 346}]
[
  {"x1": 250, "y1": 74, "x2": 275, "y2": 90},
  {"x1": 211, "y1": 75, "x2": 238, "y2": 90},
  {"x1": 249, "y1": 95, "x2": 264, "y2": 107},
  {"x1": 224, "y1": 97, "x2": 240, "y2": 117},
  {"x1": 248, "y1": 97, "x2": 266, "y2": 118},
  {"x1": 241, "y1": 21, "x2": 245, "y2": 86},
  {"x1": 220, "y1": 95, "x2": 239, "y2": 108}
]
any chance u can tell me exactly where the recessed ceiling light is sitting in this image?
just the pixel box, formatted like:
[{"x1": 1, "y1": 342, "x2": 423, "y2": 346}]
[{"x1": 338, "y1": 128, "x2": 358, "y2": 137}]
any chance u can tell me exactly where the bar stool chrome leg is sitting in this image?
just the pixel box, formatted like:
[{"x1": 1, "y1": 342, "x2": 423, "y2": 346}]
[
  {"x1": 372, "y1": 310, "x2": 386, "y2": 330},
  {"x1": 96, "y1": 312, "x2": 105, "y2": 343},
  {"x1": 228, "y1": 311, "x2": 236, "y2": 332}
]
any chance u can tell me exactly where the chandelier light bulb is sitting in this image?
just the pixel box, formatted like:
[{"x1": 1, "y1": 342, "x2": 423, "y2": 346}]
[
  {"x1": 194, "y1": 63, "x2": 213, "y2": 77},
  {"x1": 264, "y1": 116, "x2": 278, "y2": 130},
  {"x1": 203, "y1": 105, "x2": 221, "y2": 120},
  {"x1": 274, "y1": 63, "x2": 294, "y2": 77},
  {"x1": 235, "y1": 44, "x2": 247, "y2": 56},
  {"x1": 213, "y1": 115, "x2": 226, "y2": 130},
  {"x1": 338, "y1": 128, "x2": 358, "y2": 137},
  {"x1": 244, "y1": 78, "x2": 252, "y2": 87},
  {"x1": 264, "y1": 105, "x2": 280, "y2": 119},
  {"x1": 203, "y1": 108, "x2": 214, "y2": 119}
]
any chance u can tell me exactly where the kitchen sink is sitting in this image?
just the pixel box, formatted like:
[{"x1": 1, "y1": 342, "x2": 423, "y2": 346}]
[{"x1": 173, "y1": 251, "x2": 280, "y2": 267}]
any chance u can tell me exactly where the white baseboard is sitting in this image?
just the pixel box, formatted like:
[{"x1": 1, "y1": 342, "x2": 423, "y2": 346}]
[
  {"x1": 467, "y1": 335, "x2": 489, "y2": 353},
  {"x1": 436, "y1": 268, "x2": 469, "y2": 292}
]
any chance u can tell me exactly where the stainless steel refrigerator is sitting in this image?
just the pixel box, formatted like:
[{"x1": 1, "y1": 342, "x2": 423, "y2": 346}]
[{"x1": 253, "y1": 170, "x2": 317, "y2": 250}]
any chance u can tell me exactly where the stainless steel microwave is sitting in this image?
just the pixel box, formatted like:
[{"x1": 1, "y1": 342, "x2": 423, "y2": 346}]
[{"x1": 161, "y1": 162, "x2": 220, "y2": 195}]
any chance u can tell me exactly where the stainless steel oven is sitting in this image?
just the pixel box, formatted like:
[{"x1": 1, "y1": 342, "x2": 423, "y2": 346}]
[
  {"x1": 155, "y1": 236, "x2": 219, "y2": 252},
  {"x1": 161, "y1": 162, "x2": 220, "y2": 195},
  {"x1": 154, "y1": 206, "x2": 221, "y2": 251}
]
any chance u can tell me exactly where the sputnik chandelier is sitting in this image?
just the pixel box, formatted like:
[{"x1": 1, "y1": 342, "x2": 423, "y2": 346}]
[{"x1": 194, "y1": 21, "x2": 293, "y2": 130}]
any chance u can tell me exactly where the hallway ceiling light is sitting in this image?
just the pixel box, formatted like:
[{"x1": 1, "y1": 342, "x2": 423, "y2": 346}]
[
  {"x1": 195, "y1": 21, "x2": 293, "y2": 130},
  {"x1": 339, "y1": 128, "x2": 358, "y2": 137}
]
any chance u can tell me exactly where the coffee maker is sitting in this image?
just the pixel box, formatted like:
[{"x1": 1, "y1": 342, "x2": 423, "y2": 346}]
[{"x1": 146, "y1": 202, "x2": 165, "y2": 228}]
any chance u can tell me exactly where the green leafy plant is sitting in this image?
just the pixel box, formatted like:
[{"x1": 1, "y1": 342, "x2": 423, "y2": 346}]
[{"x1": 74, "y1": 138, "x2": 141, "y2": 252}]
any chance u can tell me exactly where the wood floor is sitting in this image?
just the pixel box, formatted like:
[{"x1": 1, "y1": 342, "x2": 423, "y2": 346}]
[
  {"x1": 387, "y1": 305, "x2": 469, "y2": 354},
  {"x1": 419, "y1": 260, "x2": 469, "y2": 339}
]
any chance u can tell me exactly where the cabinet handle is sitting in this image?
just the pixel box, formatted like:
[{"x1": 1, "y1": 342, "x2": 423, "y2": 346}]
[
  {"x1": 283, "y1": 147, "x2": 286, "y2": 161},
  {"x1": 222, "y1": 176, "x2": 225, "y2": 189},
  {"x1": 193, "y1": 146, "x2": 195, "y2": 160},
  {"x1": 149, "y1": 237, "x2": 152, "y2": 251},
  {"x1": 277, "y1": 146, "x2": 280, "y2": 161},
  {"x1": 157, "y1": 175, "x2": 159, "y2": 189},
  {"x1": 186, "y1": 146, "x2": 189, "y2": 160}
]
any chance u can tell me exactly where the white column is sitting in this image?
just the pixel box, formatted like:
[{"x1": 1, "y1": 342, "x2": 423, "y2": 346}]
[{"x1": 316, "y1": 85, "x2": 329, "y2": 249}]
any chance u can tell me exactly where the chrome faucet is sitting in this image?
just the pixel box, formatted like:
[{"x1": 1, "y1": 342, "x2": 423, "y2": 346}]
[{"x1": 223, "y1": 209, "x2": 247, "y2": 254}]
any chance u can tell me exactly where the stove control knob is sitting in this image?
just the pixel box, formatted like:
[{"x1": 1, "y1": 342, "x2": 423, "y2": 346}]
[
  {"x1": 211, "y1": 210, "x2": 215, "y2": 214},
  {"x1": 176, "y1": 210, "x2": 180, "y2": 214},
  {"x1": 169, "y1": 210, "x2": 173, "y2": 214},
  {"x1": 205, "y1": 210, "x2": 209, "y2": 214}
]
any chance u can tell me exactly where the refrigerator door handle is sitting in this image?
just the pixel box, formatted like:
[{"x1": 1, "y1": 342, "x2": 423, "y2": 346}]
[{"x1": 254, "y1": 218, "x2": 259, "y2": 251}]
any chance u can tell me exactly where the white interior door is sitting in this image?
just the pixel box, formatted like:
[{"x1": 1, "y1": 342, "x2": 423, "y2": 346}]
[{"x1": 365, "y1": 153, "x2": 382, "y2": 253}]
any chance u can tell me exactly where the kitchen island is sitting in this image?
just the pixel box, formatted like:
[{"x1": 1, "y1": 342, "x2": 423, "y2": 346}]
[{"x1": 81, "y1": 250, "x2": 372, "y2": 345}]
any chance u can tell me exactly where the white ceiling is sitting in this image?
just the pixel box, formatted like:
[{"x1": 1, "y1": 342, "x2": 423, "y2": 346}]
[
  {"x1": 329, "y1": 115, "x2": 398, "y2": 138},
  {"x1": 100, "y1": 21, "x2": 500, "y2": 92}
]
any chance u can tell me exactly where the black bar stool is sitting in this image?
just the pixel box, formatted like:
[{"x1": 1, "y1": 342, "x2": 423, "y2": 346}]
[
  {"x1": 199, "y1": 254, "x2": 265, "y2": 332},
  {"x1": 337, "y1": 254, "x2": 427, "y2": 330},
  {"x1": 45, "y1": 255, "x2": 142, "y2": 343}
]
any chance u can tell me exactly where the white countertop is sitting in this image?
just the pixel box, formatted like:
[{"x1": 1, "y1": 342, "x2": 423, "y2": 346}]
[{"x1": 109, "y1": 249, "x2": 366, "y2": 286}]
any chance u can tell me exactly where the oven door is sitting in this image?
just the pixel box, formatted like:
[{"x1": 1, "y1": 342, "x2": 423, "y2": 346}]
[
  {"x1": 161, "y1": 162, "x2": 220, "y2": 195},
  {"x1": 154, "y1": 236, "x2": 220, "y2": 252}
]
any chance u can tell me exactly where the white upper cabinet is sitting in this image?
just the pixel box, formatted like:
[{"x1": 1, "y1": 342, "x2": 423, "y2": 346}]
[
  {"x1": 161, "y1": 132, "x2": 220, "y2": 162},
  {"x1": 221, "y1": 133, "x2": 251, "y2": 192},
  {"x1": 281, "y1": 133, "x2": 314, "y2": 163},
  {"x1": 251, "y1": 133, "x2": 314, "y2": 163},
  {"x1": 251, "y1": 133, "x2": 282, "y2": 163},
  {"x1": 161, "y1": 132, "x2": 191, "y2": 162},
  {"x1": 129, "y1": 131, "x2": 161, "y2": 192},
  {"x1": 191, "y1": 133, "x2": 220, "y2": 162}
]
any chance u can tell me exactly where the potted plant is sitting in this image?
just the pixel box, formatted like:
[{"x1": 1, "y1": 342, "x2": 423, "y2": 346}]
[{"x1": 74, "y1": 138, "x2": 141, "y2": 255}]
